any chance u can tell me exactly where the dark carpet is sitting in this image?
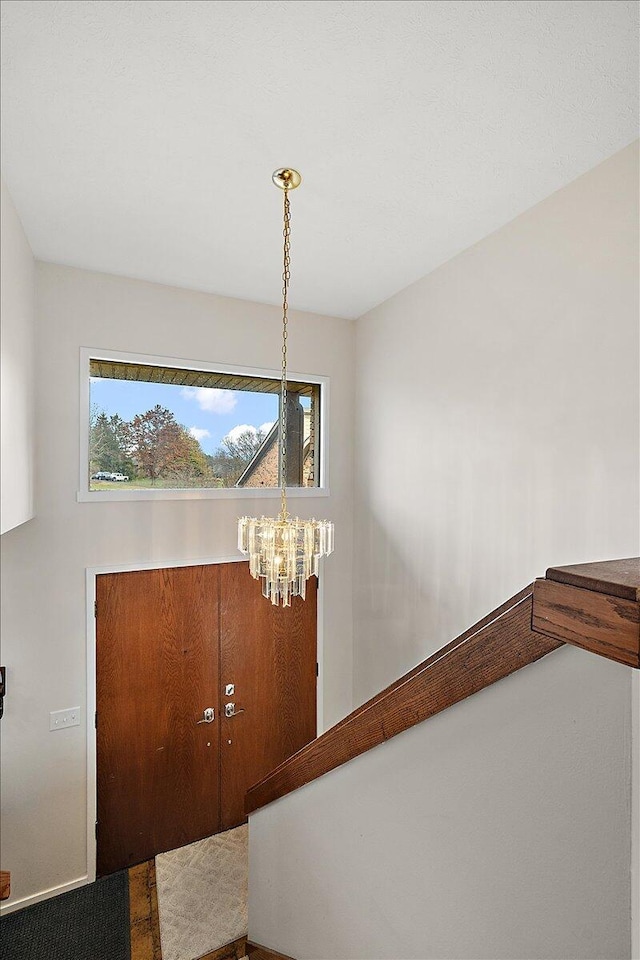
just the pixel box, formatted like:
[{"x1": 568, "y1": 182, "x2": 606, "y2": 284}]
[{"x1": 0, "y1": 872, "x2": 130, "y2": 960}]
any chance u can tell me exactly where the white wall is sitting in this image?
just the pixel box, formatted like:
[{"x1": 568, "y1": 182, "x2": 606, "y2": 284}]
[
  {"x1": 250, "y1": 646, "x2": 631, "y2": 960},
  {"x1": 352, "y1": 141, "x2": 638, "y2": 702},
  {"x1": 0, "y1": 264, "x2": 354, "y2": 909},
  {"x1": 249, "y1": 143, "x2": 639, "y2": 959},
  {"x1": 1, "y1": 176, "x2": 35, "y2": 535}
]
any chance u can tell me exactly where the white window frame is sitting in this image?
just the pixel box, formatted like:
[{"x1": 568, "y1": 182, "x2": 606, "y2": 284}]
[{"x1": 78, "y1": 347, "x2": 330, "y2": 502}]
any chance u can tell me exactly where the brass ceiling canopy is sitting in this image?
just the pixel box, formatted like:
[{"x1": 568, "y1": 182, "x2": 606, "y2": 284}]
[{"x1": 271, "y1": 167, "x2": 302, "y2": 191}]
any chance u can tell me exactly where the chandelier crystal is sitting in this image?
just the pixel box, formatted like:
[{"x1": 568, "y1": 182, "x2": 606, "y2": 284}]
[{"x1": 238, "y1": 168, "x2": 334, "y2": 606}]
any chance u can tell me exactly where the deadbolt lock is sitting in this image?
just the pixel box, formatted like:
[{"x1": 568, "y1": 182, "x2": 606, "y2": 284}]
[{"x1": 225, "y1": 683, "x2": 235, "y2": 696}]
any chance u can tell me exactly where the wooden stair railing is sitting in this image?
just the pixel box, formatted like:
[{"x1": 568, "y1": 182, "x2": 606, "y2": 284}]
[
  {"x1": 246, "y1": 557, "x2": 640, "y2": 816},
  {"x1": 532, "y1": 558, "x2": 640, "y2": 667}
]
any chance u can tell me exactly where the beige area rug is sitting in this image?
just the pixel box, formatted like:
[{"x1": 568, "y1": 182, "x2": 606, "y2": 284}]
[{"x1": 155, "y1": 824, "x2": 248, "y2": 960}]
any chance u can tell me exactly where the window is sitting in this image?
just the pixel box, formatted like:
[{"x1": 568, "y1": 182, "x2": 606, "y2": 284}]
[{"x1": 81, "y1": 350, "x2": 327, "y2": 500}]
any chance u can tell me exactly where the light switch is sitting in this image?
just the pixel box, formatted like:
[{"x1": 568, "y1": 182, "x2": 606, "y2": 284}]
[{"x1": 50, "y1": 707, "x2": 81, "y2": 731}]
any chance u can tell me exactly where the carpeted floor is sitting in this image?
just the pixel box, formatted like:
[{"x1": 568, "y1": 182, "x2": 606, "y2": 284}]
[
  {"x1": 155, "y1": 825, "x2": 248, "y2": 960},
  {"x1": 0, "y1": 871, "x2": 130, "y2": 960}
]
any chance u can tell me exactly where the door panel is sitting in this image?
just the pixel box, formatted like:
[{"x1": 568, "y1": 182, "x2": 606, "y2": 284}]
[
  {"x1": 96, "y1": 565, "x2": 220, "y2": 876},
  {"x1": 219, "y1": 562, "x2": 317, "y2": 830}
]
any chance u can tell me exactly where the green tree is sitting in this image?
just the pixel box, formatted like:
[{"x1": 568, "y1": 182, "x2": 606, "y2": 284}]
[{"x1": 90, "y1": 408, "x2": 135, "y2": 477}]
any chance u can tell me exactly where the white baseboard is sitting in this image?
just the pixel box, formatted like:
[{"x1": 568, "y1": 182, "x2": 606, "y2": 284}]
[{"x1": 0, "y1": 875, "x2": 89, "y2": 915}]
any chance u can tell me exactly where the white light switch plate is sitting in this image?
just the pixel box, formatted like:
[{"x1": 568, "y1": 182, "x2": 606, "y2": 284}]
[{"x1": 50, "y1": 707, "x2": 81, "y2": 731}]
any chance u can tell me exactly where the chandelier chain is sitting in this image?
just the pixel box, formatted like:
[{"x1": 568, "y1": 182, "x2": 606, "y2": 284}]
[
  {"x1": 236, "y1": 167, "x2": 334, "y2": 608},
  {"x1": 279, "y1": 187, "x2": 291, "y2": 518}
]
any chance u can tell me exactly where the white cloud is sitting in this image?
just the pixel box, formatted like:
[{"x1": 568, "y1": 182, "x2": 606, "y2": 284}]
[
  {"x1": 181, "y1": 386, "x2": 237, "y2": 414},
  {"x1": 223, "y1": 422, "x2": 274, "y2": 445},
  {"x1": 189, "y1": 427, "x2": 211, "y2": 443},
  {"x1": 224, "y1": 424, "x2": 259, "y2": 444}
]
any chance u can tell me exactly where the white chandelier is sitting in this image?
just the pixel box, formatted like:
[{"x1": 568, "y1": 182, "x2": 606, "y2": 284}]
[{"x1": 238, "y1": 168, "x2": 334, "y2": 606}]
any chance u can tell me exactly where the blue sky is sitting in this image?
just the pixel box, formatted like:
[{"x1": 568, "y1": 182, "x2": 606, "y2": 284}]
[{"x1": 90, "y1": 378, "x2": 278, "y2": 455}]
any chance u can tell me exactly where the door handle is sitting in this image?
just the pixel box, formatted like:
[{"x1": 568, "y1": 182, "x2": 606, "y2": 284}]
[
  {"x1": 225, "y1": 703, "x2": 245, "y2": 718},
  {"x1": 196, "y1": 707, "x2": 215, "y2": 724}
]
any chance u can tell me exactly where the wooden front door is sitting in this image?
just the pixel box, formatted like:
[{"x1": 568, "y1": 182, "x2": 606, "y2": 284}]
[
  {"x1": 96, "y1": 565, "x2": 221, "y2": 877},
  {"x1": 96, "y1": 561, "x2": 317, "y2": 876},
  {"x1": 219, "y1": 563, "x2": 317, "y2": 829}
]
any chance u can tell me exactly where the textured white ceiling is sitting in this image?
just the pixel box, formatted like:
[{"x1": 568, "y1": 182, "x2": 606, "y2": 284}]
[{"x1": 1, "y1": 1, "x2": 637, "y2": 319}]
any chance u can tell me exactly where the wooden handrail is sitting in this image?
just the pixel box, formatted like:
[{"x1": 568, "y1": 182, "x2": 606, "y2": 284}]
[
  {"x1": 246, "y1": 558, "x2": 640, "y2": 816},
  {"x1": 543, "y1": 557, "x2": 640, "y2": 601},
  {"x1": 532, "y1": 558, "x2": 640, "y2": 667}
]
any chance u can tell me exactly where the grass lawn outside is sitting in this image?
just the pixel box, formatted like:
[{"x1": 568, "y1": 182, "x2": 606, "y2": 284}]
[{"x1": 89, "y1": 477, "x2": 227, "y2": 491}]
